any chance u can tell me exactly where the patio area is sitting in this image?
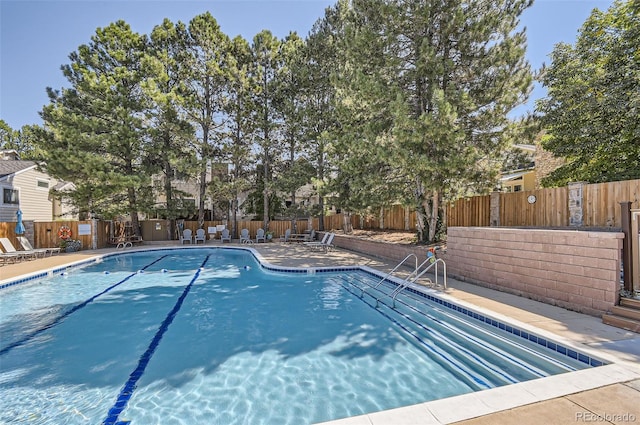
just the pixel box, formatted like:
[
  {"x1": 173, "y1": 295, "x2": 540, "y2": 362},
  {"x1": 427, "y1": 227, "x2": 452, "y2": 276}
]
[{"x1": 1, "y1": 241, "x2": 639, "y2": 424}]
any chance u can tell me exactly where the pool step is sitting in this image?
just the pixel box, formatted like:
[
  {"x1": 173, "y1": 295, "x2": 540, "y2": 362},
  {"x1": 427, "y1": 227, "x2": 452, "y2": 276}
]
[{"x1": 602, "y1": 298, "x2": 640, "y2": 333}]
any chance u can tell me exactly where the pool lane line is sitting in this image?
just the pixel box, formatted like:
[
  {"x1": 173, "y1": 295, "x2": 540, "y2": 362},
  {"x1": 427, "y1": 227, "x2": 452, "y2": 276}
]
[
  {"x1": 103, "y1": 255, "x2": 211, "y2": 425},
  {"x1": 0, "y1": 255, "x2": 168, "y2": 357}
]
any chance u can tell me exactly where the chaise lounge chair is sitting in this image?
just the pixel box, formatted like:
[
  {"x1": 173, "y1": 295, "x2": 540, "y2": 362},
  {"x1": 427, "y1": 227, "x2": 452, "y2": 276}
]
[
  {"x1": 303, "y1": 232, "x2": 329, "y2": 249},
  {"x1": 18, "y1": 236, "x2": 60, "y2": 257},
  {"x1": 305, "y1": 232, "x2": 335, "y2": 252},
  {"x1": 0, "y1": 237, "x2": 38, "y2": 260}
]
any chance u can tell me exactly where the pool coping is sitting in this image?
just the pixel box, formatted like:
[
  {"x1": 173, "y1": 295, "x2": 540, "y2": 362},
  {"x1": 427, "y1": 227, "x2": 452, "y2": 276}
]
[{"x1": 2, "y1": 245, "x2": 639, "y2": 425}]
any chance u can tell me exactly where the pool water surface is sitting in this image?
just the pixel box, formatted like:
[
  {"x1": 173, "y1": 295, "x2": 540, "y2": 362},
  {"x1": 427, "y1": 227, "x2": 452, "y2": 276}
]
[{"x1": 0, "y1": 248, "x2": 596, "y2": 424}]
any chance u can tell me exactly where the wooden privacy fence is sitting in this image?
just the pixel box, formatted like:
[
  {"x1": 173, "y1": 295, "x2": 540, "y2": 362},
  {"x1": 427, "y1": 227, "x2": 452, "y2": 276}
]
[
  {"x1": 447, "y1": 179, "x2": 640, "y2": 228},
  {"x1": 2, "y1": 179, "x2": 637, "y2": 250}
]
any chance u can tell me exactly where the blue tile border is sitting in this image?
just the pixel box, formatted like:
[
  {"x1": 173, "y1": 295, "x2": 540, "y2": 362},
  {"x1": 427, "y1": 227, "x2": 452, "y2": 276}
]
[{"x1": 1, "y1": 246, "x2": 606, "y2": 368}]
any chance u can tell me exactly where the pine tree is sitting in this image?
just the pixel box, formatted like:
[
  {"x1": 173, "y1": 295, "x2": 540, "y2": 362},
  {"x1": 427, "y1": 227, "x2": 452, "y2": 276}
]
[
  {"x1": 145, "y1": 18, "x2": 196, "y2": 237},
  {"x1": 39, "y1": 21, "x2": 151, "y2": 229},
  {"x1": 334, "y1": 0, "x2": 533, "y2": 242},
  {"x1": 182, "y1": 13, "x2": 231, "y2": 228}
]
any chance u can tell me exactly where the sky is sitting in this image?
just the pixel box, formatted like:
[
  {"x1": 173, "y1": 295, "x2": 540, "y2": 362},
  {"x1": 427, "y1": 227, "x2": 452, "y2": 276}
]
[{"x1": 0, "y1": 0, "x2": 615, "y2": 131}]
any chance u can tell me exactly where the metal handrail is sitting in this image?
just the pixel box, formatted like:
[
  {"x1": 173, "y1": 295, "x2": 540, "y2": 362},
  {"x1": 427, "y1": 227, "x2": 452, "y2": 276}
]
[
  {"x1": 390, "y1": 258, "x2": 447, "y2": 307},
  {"x1": 361, "y1": 254, "x2": 419, "y2": 297}
]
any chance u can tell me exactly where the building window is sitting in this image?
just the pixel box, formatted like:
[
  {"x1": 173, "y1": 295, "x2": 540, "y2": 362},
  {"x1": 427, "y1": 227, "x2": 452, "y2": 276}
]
[
  {"x1": 514, "y1": 185, "x2": 522, "y2": 192},
  {"x1": 3, "y1": 188, "x2": 19, "y2": 204},
  {"x1": 37, "y1": 179, "x2": 49, "y2": 190}
]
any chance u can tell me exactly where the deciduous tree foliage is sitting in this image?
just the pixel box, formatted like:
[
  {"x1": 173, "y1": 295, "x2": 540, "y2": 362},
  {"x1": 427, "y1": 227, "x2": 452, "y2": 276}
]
[{"x1": 537, "y1": 0, "x2": 640, "y2": 186}]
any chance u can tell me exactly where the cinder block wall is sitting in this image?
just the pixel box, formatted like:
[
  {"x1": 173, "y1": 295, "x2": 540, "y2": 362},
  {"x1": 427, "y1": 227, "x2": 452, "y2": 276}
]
[
  {"x1": 328, "y1": 228, "x2": 623, "y2": 317},
  {"x1": 445, "y1": 227, "x2": 623, "y2": 316},
  {"x1": 331, "y1": 234, "x2": 433, "y2": 264}
]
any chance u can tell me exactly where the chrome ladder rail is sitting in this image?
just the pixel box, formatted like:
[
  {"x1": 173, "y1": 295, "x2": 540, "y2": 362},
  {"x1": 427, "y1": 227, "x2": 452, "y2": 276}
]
[
  {"x1": 389, "y1": 258, "x2": 447, "y2": 307},
  {"x1": 361, "y1": 253, "x2": 419, "y2": 297}
]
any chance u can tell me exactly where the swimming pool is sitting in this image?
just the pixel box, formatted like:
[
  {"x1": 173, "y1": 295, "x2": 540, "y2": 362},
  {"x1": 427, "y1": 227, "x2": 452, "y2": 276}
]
[{"x1": 0, "y1": 248, "x2": 603, "y2": 424}]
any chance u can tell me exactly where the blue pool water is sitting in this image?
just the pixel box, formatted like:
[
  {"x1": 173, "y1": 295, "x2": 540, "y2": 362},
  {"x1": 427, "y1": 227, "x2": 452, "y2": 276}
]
[{"x1": 0, "y1": 248, "x2": 598, "y2": 424}]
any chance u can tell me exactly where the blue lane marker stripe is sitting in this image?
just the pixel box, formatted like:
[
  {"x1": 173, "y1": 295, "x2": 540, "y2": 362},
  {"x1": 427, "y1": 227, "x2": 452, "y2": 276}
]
[
  {"x1": 103, "y1": 255, "x2": 211, "y2": 425},
  {"x1": 0, "y1": 255, "x2": 168, "y2": 357}
]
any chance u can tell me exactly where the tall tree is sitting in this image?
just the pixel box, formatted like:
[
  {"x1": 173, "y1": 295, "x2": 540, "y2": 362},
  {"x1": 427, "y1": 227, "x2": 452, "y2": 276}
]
[
  {"x1": 301, "y1": 6, "x2": 343, "y2": 231},
  {"x1": 251, "y1": 30, "x2": 283, "y2": 231},
  {"x1": 145, "y1": 18, "x2": 195, "y2": 238},
  {"x1": 273, "y1": 32, "x2": 314, "y2": 227},
  {"x1": 537, "y1": 0, "x2": 640, "y2": 185},
  {"x1": 39, "y1": 21, "x2": 150, "y2": 228},
  {"x1": 219, "y1": 35, "x2": 256, "y2": 238},
  {"x1": 335, "y1": 0, "x2": 533, "y2": 242},
  {"x1": 182, "y1": 13, "x2": 230, "y2": 228}
]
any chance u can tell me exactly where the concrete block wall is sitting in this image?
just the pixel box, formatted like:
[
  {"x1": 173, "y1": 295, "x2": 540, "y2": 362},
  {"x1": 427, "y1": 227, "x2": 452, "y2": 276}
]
[
  {"x1": 328, "y1": 228, "x2": 623, "y2": 317},
  {"x1": 331, "y1": 234, "x2": 433, "y2": 265},
  {"x1": 445, "y1": 227, "x2": 623, "y2": 316}
]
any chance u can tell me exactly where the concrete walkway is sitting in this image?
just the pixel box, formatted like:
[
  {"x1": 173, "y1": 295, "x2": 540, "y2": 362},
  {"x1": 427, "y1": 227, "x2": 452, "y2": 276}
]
[{"x1": 1, "y1": 242, "x2": 639, "y2": 424}]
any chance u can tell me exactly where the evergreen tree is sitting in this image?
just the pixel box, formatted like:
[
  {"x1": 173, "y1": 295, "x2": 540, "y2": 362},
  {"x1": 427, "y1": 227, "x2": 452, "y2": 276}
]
[
  {"x1": 39, "y1": 21, "x2": 151, "y2": 228},
  {"x1": 182, "y1": 13, "x2": 230, "y2": 228},
  {"x1": 219, "y1": 35, "x2": 256, "y2": 237},
  {"x1": 250, "y1": 30, "x2": 284, "y2": 231},
  {"x1": 335, "y1": 0, "x2": 533, "y2": 242},
  {"x1": 145, "y1": 18, "x2": 195, "y2": 237}
]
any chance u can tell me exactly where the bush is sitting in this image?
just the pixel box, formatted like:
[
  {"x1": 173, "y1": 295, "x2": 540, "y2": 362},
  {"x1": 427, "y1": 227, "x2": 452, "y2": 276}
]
[{"x1": 60, "y1": 239, "x2": 82, "y2": 253}]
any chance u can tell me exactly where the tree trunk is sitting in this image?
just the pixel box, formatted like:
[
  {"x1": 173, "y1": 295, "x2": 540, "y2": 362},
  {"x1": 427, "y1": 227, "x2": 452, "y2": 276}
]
[
  {"x1": 318, "y1": 195, "x2": 325, "y2": 231},
  {"x1": 198, "y1": 166, "x2": 207, "y2": 229},
  {"x1": 427, "y1": 189, "x2": 439, "y2": 242},
  {"x1": 342, "y1": 211, "x2": 353, "y2": 233}
]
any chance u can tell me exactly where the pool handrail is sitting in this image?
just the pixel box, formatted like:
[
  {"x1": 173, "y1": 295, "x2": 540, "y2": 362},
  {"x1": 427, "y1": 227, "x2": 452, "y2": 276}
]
[
  {"x1": 361, "y1": 253, "x2": 419, "y2": 297},
  {"x1": 390, "y1": 258, "x2": 447, "y2": 307}
]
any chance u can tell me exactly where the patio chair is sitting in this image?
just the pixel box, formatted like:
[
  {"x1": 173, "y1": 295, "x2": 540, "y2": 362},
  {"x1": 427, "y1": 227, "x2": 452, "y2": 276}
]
[
  {"x1": 195, "y1": 228, "x2": 206, "y2": 244},
  {"x1": 181, "y1": 229, "x2": 193, "y2": 244},
  {"x1": 255, "y1": 228, "x2": 266, "y2": 243},
  {"x1": 318, "y1": 232, "x2": 336, "y2": 252},
  {"x1": 304, "y1": 229, "x2": 316, "y2": 242},
  {"x1": 304, "y1": 232, "x2": 329, "y2": 249},
  {"x1": 279, "y1": 228, "x2": 291, "y2": 243},
  {"x1": 0, "y1": 237, "x2": 37, "y2": 260},
  {"x1": 18, "y1": 236, "x2": 60, "y2": 256},
  {"x1": 220, "y1": 228, "x2": 231, "y2": 243},
  {"x1": 0, "y1": 250, "x2": 23, "y2": 265},
  {"x1": 240, "y1": 228, "x2": 250, "y2": 243}
]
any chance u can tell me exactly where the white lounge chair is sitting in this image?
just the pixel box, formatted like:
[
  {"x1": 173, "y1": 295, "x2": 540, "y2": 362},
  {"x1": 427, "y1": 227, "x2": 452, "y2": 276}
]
[
  {"x1": 220, "y1": 228, "x2": 231, "y2": 243},
  {"x1": 304, "y1": 232, "x2": 329, "y2": 249},
  {"x1": 240, "y1": 228, "x2": 250, "y2": 243},
  {"x1": 18, "y1": 236, "x2": 60, "y2": 256},
  {"x1": 0, "y1": 237, "x2": 37, "y2": 260},
  {"x1": 255, "y1": 228, "x2": 266, "y2": 243},
  {"x1": 318, "y1": 232, "x2": 336, "y2": 252},
  {"x1": 181, "y1": 229, "x2": 193, "y2": 244},
  {"x1": 195, "y1": 228, "x2": 206, "y2": 244}
]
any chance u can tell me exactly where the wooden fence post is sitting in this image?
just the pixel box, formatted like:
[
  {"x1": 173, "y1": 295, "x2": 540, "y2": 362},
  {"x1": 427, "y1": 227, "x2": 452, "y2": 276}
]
[{"x1": 620, "y1": 201, "x2": 633, "y2": 293}]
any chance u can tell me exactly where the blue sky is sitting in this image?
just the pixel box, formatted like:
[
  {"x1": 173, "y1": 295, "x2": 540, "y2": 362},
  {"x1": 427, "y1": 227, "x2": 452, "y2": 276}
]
[{"x1": 1, "y1": 0, "x2": 614, "y2": 130}]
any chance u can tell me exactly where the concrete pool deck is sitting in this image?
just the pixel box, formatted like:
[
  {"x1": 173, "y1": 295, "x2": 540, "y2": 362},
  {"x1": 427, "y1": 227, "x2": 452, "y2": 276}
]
[{"x1": 1, "y1": 242, "x2": 639, "y2": 425}]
